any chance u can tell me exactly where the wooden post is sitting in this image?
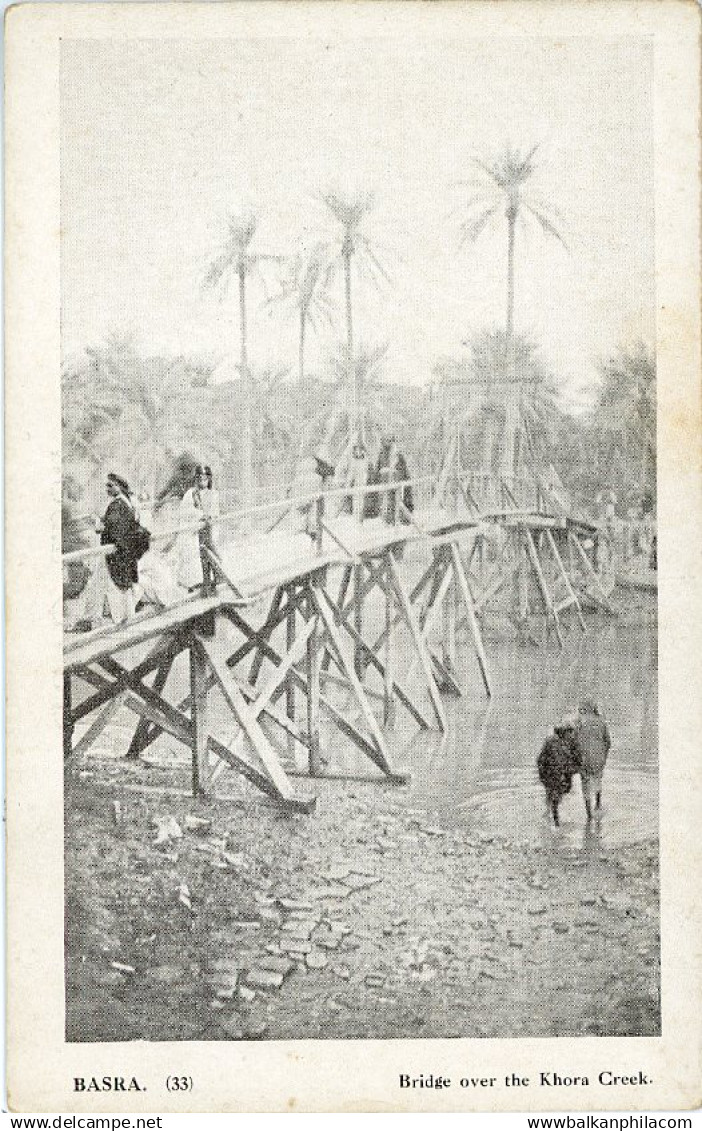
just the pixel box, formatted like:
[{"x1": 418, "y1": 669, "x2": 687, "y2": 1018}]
[
  {"x1": 322, "y1": 564, "x2": 352, "y2": 677},
  {"x1": 63, "y1": 673, "x2": 73, "y2": 760},
  {"x1": 442, "y1": 550, "x2": 457, "y2": 673},
  {"x1": 190, "y1": 638, "x2": 209, "y2": 797},
  {"x1": 450, "y1": 541, "x2": 492, "y2": 697},
  {"x1": 386, "y1": 550, "x2": 447, "y2": 732},
  {"x1": 306, "y1": 585, "x2": 322, "y2": 774},
  {"x1": 314, "y1": 495, "x2": 324, "y2": 556},
  {"x1": 353, "y1": 562, "x2": 363, "y2": 679},
  {"x1": 383, "y1": 554, "x2": 395, "y2": 727},
  {"x1": 127, "y1": 656, "x2": 173, "y2": 758},
  {"x1": 286, "y1": 585, "x2": 297, "y2": 763}
]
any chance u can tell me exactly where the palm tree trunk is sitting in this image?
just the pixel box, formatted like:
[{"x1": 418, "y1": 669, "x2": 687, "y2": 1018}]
[
  {"x1": 501, "y1": 206, "x2": 518, "y2": 481},
  {"x1": 239, "y1": 263, "x2": 253, "y2": 516},
  {"x1": 343, "y1": 247, "x2": 357, "y2": 448},
  {"x1": 506, "y1": 208, "x2": 516, "y2": 340}
]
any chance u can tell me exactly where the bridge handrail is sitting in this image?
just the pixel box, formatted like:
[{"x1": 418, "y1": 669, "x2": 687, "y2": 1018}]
[{"x1": 62, "y1": 474, "x2": 439, "y2": 565}]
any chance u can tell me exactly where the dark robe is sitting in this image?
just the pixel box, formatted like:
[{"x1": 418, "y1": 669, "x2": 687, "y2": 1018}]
[
  {"x1": 396, "y1": 453, "x2": 414, "y2": 519},
  {"x1": 101, "y1": 497, "x2": 140, "y2": 590}
]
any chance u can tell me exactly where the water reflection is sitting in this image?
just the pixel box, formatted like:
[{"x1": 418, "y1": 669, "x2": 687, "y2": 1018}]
[{"x1": 396, "y1": 624, "x2": 658, "y2": 850}]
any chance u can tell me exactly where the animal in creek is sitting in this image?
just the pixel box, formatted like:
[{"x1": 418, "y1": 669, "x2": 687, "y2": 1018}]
[
  {"x1": 537, "y1": 722, "x2": 583, "y2": 827},
  {"x1": 574, "y1": 699, "x2": 611, "y2": 820}
]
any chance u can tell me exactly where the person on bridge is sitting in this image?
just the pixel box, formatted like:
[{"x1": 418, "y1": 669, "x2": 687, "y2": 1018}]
[
  {"x1": 178, "y1": 465, "x2": 219, "y2": 595},
  {"x1": 98, "y1": 473, "x2": 143, "y2": 624}
]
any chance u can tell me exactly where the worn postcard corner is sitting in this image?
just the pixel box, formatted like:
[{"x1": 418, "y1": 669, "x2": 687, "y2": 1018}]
[{"x1": 5, "y1": 0, "x2": 702, "y2": 1115}]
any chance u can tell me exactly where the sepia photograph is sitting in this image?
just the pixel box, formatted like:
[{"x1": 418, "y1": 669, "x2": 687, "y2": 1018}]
[
  {"x1": 60, "y1": 31, "x2": 659, "y2": 1044},
  {"x1": 6, "y1": 0, "x2": 701, "y2": 1113}
]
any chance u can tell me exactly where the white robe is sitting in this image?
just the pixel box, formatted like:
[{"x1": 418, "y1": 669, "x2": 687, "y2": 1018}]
[{"x1": 177, "y1": 489, "x2": 204, "y2": 589}]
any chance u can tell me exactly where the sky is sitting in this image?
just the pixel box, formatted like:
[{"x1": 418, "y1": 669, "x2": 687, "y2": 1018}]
[{"x1": 60, "y1": 35, "x2": 655, "y2": 411}]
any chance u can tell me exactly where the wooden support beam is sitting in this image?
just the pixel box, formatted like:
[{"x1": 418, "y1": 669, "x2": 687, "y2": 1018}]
[
  {"x1": 305, "y1": 586, "x2": 322, "y2": 775},
  {"x1": 190, "y1": 638, "x2": 210, "y2": 797},
  {"x1": 63, "y1": 674, "x2": 73, "y2": 761},
  {"x1": 285, "y1": 584, "x2": 298, "y2": 761},
  {"x1": 249, "y1": 587, "x2": 283, "y2": 684},
  {"x1": 96, "y1": 650, "x2": 203, "y2": 740},
  {"x1": 353, "y1": 563, "x2": 364, "y2": 678},
  {"x1": 368, "y1": 556, "x2": 437, "y2": 657},
  {"x1": 203, "y1": 545, "x2": 249, "y2": 601},
  {"x1": 314, "y1": 587, "x2": 404, "y2": 780},
  {"x1": 442, "y1": 558, "x2": 458, "y2": 672},
  {"x1": 72, "y1": 694, "x2": 125, "y2": 761},
  {"x1": 121, "y1": 691, "x2": 193, "y2": 748},
  {"x1": 383, "y1": 556, "x2": 395, "y2": 727},
  {"x1": 429, "y1": 649, "x2": 462, "y2": 696},
  {"x1": 127, "y1": 654, "x2": 174, "y2": 758},
  {"x1": 322, "y1": 565, "x2": 352, "y2": 675},
  {"x1": 71, "y1": 636, "x2": 186, "y2": 723},
  {"x1": 257, "y1": 614, "x2": 313, "y2": 720},
  {"x1": 386, "y1": 551, "x2": 447, "y2": 732},
  {"x1": 568, "y1": 531, "x2": 616, "y2": 613},
  {"x1": 222, "y1": 670, "x2": 310, "y2": 747},
  {"x1": 197, "y1": 632, "x2": 303, "y2": 803},
  {"x1": 225, "y1": 593, "x2": 409, "y2": 780},
  {"x1": 545, "y1": 529, "x2": 586, "y2": 632},
  {"x1": 205, "y1": 733, "x2": 315, "y2": 813},
  {"x1": 225, "y1": 599, "x2": 292, "y2": 671},
  {"x1": 318, "y1": 584, "x2": 431, "y2": 731},
  {"x1": 450, "y1": 541, "x2": 492, "y2": 697},
  {"x1": 524, "y1": 528, "x2": 563, "y2": 648}
]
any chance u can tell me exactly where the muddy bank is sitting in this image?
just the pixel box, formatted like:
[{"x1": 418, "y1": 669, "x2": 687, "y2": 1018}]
[{"x1": 65, "y1": 758, "x2": 659, "y2": 1042}]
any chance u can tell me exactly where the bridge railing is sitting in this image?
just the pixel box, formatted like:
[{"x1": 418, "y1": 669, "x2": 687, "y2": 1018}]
[{"x1": 63, "y1": 472, "x2": 444, "y2": 629}]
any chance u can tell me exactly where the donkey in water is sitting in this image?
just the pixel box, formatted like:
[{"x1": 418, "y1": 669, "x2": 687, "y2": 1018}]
[{"x1": 537, "y1": 721, "x2": 583, "y2": 827}]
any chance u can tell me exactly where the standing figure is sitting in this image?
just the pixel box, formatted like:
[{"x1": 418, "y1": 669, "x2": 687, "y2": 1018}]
[
  {"x1": 293, "y1": 454, "x2": 323, "y2": 537},
  {"x1": 99, "y1": 472, "x2": 141, "y2": 624},
  {"x1": 134, "y1": 488, "x2": 183, "y2": 610},
  {"x1": 574, "y1": 699, "x2": 611, "y2": 819},
  {"x1": 537, "y1": 721, "x2": 582, "y2": 827},
  {"x1": 348, "y1": 441, "x2": 369, "y2": 523},
  {"x1": 178, "y1": 466, "x2": 210, "y2": 592},
  {"x1": 376, "y1": 436, "x2": 398, "y2": 523},
  {"x1": 200, "y1": 466, "x2": 221, "y2": 594},
  {"x1": 395, "y1": 449, "x2": 414, "y2": 522}
]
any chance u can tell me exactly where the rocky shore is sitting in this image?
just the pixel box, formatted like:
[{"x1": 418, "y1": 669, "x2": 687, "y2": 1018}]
[{"x1": 65, "y1": 758, "x2": 659, "y2": 1042}]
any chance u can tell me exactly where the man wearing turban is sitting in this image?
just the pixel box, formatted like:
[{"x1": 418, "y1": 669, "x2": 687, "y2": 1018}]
[{"x1": 99, "y1": 473, "x2": 141, "y2": 623}]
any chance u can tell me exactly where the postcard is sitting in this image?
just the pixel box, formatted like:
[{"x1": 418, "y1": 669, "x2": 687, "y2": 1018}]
[{"x1": 5, "y1": 0, "x2": 701, "y2": 1113}]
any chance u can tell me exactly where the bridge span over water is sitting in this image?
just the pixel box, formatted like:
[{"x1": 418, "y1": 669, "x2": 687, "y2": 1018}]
[{"x1": 63, "y1": 472, "x2": 609, "y2": 812}]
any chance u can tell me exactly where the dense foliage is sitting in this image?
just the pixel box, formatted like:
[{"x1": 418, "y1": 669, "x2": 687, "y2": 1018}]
[{"x1": 62, "y1": 326, "x2": 655, "y2": 528}]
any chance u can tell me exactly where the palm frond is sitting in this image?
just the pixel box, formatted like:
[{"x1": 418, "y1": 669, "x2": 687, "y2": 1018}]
[
  {"x1": 202, "y1": 248, "x2": 235, "y2": 292},
  {"x1": 524, "y1": 204, "x2": 569, "y2": 251},
  {"x1": 322, "y1": 189, "x2": 374, "y2": 232},
  {"x1": 458, "y1": 207, "x2": 498, "y2": 248}
]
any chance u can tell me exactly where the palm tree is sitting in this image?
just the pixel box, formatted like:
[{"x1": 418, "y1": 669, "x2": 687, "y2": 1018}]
[
  {"x1": 299, "y1": 341, "x2": 395, "y2": 462},
  {"x1": 62, "y1": 333, "x2": 227, "y2": 507},
  {"x1": 437, "y1": 330, "x2": 561, "y2": 481},
  {"x1": 457, "y1": 145, "x2": 567, "y2": 338},
  {"x1": 203, "y1": 212, "x2": 281, "y2": 512},
  {"x1": 320, "y1": 190, "x2": 390, "y2": 451},
  {"x1": 595, "y1": 342, "x2": 656, "y2": 497},
  {"x1": 265, "y1": 244, "x2": 336, "y2": 382}
]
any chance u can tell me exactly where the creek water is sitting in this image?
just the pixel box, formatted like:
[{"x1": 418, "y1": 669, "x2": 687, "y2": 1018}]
[
  {"x1": 392, "y1": 621, "x2": 658, "y2": 850},
  {"x1": 98, "y1": 603, "x2": 657, "y2": 852}
]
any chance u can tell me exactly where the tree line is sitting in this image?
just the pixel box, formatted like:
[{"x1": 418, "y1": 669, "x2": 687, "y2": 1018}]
[{"x1": 62, "y1": 148, "x2": 656, "y2": 524}]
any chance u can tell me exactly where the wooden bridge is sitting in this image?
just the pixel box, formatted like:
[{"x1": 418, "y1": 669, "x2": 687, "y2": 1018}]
[{"x1": 63, "y1": 470, "x2": 611, "y2": 813}]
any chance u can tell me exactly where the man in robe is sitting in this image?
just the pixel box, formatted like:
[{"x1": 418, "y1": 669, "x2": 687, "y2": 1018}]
[{"x1": 99, "y1": 472, "x2": 140, "y2": 623}]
